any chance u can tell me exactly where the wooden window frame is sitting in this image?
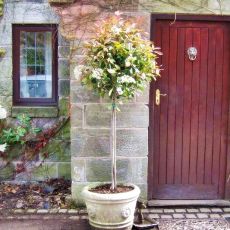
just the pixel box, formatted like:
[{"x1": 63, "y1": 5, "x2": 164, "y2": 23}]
[{"x1": 13, "y1": 24, "x2": 58, "y2": 106}]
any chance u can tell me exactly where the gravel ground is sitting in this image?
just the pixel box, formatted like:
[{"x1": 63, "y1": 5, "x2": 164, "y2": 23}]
[
  {"x1": 157, "y1": 218, "x2": 230, "y2": 230},
  {"x1": 0, "y1": 216, "x2": 229, "y2": 230}
]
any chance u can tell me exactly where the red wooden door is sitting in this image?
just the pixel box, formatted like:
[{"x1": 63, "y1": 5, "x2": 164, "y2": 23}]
[{"x1": 149, "y1": 19, "x2": 230, "y2": 199}]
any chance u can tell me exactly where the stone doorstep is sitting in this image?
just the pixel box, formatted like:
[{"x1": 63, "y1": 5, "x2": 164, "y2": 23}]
[{"x1": 148, "y1": 199, "x2": 230, "y2": 207}]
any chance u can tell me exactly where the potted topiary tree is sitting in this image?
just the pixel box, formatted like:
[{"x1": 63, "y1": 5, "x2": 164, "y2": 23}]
[{"x1": 75, "y1": 12, "x2": 161, "y2": 230}]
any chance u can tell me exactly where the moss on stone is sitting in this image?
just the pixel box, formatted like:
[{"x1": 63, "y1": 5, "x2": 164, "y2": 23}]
[
  {"x1": 32, "y1": 164, "x2": 57, "y2": 181},
  {"x1": 41, "y1": 140, "x2": 70, "y2": 162},
  {"x1": 0, "y1": 163, "x2": 14, "y2": 181},
  {"x1": 0, "y1": 0, "x2": 4, "y2": 17},
  {"x1": 58, "y1": 163, "x2": 71, "y2": 179},
  {"x1": 59, "y1": 98, "x2": 69, "y2": 116},
  {"x1": 55, "y1": 120, "x2": 70, "y2": 139}
]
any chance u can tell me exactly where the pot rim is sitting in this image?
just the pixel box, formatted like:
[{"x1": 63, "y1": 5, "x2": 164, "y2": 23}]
[{"x1": 82, "y1": 183, "x2": 140, "y2": 202}]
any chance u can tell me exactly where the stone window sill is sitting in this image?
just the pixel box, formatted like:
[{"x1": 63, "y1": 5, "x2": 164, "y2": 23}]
[{"x1": 11, "y1": 106, "x2": 59, "y2": 118}]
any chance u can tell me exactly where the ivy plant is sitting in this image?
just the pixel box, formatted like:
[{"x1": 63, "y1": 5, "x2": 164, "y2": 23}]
[{"x1": 0, "y1": 114, "x2": 41, "y2": 145}]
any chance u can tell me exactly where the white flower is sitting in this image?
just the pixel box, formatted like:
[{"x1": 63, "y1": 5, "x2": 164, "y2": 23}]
[
  {"x1": 117, "y1": 87, "x2": 123, "y2": 95},
  {"x1": 74, "y1": 65, "x2": 85, "y2": 81},
  {"x1": 115, "y1": 11, "x2": 122, "y2": 16},
  {"x1": 111, "y1": 25, "x2": 121, "y2": 35},
  {"x1": 140, "y1": 73, "x2": 146, "y2": 79},
  {"x1": 0, "y1": 105, "x2": 7, "y2": 119},
  {"x1": 155, "y1": 68, "x2": 161, "y2": 75},
  {"x1": 125, "y1": 55, "x2": 136, "y2": 67},
  {"x1": 0, "y1": 143, "x2": 7, "y2": 152},
  {"x1": 92, "y1": 68, "x2": 103, "y2": 80},
  {"x1": 119, "y1": 75, "x2": 136, "y2": 84},
  {"x1": 107, "y1": 68, "x2": 116, "y2": 75}
]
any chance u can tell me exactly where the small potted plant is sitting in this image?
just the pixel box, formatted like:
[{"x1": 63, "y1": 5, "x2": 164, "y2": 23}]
[{"x1": 75, "y1": 12, "x2": 161, "y2": 230}]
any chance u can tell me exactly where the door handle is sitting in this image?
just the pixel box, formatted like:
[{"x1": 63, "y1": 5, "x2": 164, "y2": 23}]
[{"x1": 156, "y1": 89, "x2": 167, "y2": 106}]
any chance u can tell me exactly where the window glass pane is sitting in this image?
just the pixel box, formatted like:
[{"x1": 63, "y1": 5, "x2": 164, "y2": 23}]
[
  {"x1": 36, "y1": 33, "x2": 45, "y2": 47},
  {"x1": 20, "y1": 31, "x2": 52, "y2": 99}
]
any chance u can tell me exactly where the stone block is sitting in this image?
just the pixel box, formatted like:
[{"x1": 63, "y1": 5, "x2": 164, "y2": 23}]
[
  {"x1": 71, "y1": 182, "x2": 88, "y2": 207},
  {"x1": 187, "y1": 208, "x2": 199, "y2": 213},
  {"x1": 148, "y1": 214, "x2": 160, "y2": 219},
  {"x1": 164, "y1": 209, "x2": 175, "y2": 213},
  {"x1": 31, "y1": 163, "x2": 58, "y2": 181},
  {"x1": 130, "y1": 158, "x2": 147, "y2": 183},
  {"x1": 200, "y1": 208, "x2": 211, "y2": 213},
  {"x1": 59, "y1": 79, "x2": 70, "y2": 97},
  {"x1": 175, "y1": 209, "x2": 186, "y2": 213},
  {"x1": 134, "y1": 183, "x2": 147, "y2": 200},
  {"x1": 58, "y1": 34, "x2": 70, "y2": 46},
  {"x1": 58, "y1": 58, "x2": 70, "y2": 79},
  {"x1": 55, "y1": 121, "x2": 70, "y2": 140},
  {"x1": 0, "y1": 23, "x2": 12, "y2": 46},
  {"x1": 0, "y1": 96, "x2": 12, "y2": 113},
  {"x1": 116, "y1": 159, "x2": 131, "y2": 182},
  {"x1": 173, "y1": 214, "x2": 184, "y2": 219},
  {"x1": 197, "y1": 213, "x2": 209, "y2": 219},
  {"x1": 59, "y1": 98, "x2": 70, "y2": 116},
  {"x1": 9, "y1": 2, "x2": 59, "y2": 24},
  {"x1": 58, "y1": 46, "x2": 70, "y2": 58},
  {"x1": 117, "y1": 129, "x2": 148, "y2": 157},
  {"x1": 0, "y1": 78, "x2": 12, "y2": 96},
  {"x1": 0, "y1": 163, "x2": 14, "y2": 180},
  {"x1": 136, "y1": 86, "x2": 149, "y2": 103},
  {"x1": 185, "y1": 214, "x2": 196, "y2": 219},
  {"x1": 84, "y1": 157, "x2": 147, "y2": 184},
  {"x1": 0, "y1": 57, "x2": 12, "y2": 78},
  {"x1": 149, "y1": 209, "x2": 163, "y2": 214},
  {"x1": 85, "y1": 158, "x2": 111, "y2": 182},
  {"x1": 78, "y1": 103, "x2": 149, "y2": 128},
  {"x1": 211, "y1": 208, "x2": 223, "y2": 213},
  {"x1": 161, "y1": 215, "x2": 172, "y2": 219},
  {"x1": 116, "y1": 104, "x2": 149, "y2": 128},
  {"x1": 71, "y1": 128, "x2": 110, "y2": 157},
  {"x1": 71, "y1": 158, "x2": 86, "y2": 182},
  {"x1": 41, "y1": 140, "x2": 70, "y2": 162},
  {"x1": 210, "y1": 214, "x2": 221, "y2": 218},
  {"x1": 70, "y1": 104, "x2": 83, "y2": 127},
  {"x1": 11, "y1": 107, "x2": 58, "y2": 118},
  {"x1": 85, "y1": 104, "x2": 110, "y2": 127},
  {"x1": 71, "y1": 81, "x2": 100, "y2": 103}
]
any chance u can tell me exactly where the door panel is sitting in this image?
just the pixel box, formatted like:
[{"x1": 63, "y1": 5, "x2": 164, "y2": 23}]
[{"x1": 150, "y1": 20, "x2": 230, "y2": 199}]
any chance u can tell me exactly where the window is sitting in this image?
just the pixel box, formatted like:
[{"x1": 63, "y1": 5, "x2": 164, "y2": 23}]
[{"x1": 13, "y1": 25, "x2": 58, "y2": 106}]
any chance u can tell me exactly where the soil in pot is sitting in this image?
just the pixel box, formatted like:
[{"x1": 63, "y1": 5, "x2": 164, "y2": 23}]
[{"x1": 89, "y1": 184, "x2": 134, "y2": 194}]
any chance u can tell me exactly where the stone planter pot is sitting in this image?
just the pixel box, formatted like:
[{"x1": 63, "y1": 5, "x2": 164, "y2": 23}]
[{"x1": 82, "y1": 184, "x2": 140, "y2": 230}]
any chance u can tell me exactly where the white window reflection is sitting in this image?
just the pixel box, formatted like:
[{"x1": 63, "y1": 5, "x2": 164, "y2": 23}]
[{"x1": 20, "y1": 31, "x2": 52, "y2": 98}]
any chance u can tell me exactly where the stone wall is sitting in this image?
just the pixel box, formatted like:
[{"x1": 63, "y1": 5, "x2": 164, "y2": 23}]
[
  {"x1": 67, "y1": 0, "x2": 230, "y2": 205},
  {"x1": 0, "y1": 0, "x2": 71, "y2": 181}
]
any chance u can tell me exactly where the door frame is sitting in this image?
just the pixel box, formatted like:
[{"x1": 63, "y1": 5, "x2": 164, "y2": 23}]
[{"x1": 148, "y1": 14, "x2": 230, "y2": 200}]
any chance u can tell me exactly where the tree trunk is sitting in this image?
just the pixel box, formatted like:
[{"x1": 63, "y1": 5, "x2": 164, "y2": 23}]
[{"x1": 111, "y1": 100, "x2": 117, "y2": 190}]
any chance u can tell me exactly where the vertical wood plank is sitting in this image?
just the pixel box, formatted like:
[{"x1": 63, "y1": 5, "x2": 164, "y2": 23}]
[
  {"x1": 182, "y1": 28, "x2": 193, "y2": 184},
  {"x1": 159, "y1": 24, "x2": 170, "y2": 185},
  {"x1": 212, "y1": 27, "x2": 224, "y2": 188},
  {"x1": 153, "y1": 22, "x2": 162, "y2": 186},
  {"x1": 220, "y1": 26, "x2": 230, "y2": 197},
  {"x1": 174, "y1": 28, "x2": 185, "y2": 184},
  {"x1": 205, "y1": 28, "x2": 216, "y2": 185},
  {"x1": 197, "y1": 28, "x2": 208, "y2": 185},
  {"x1": 166, "y1": 27, "x2": 177, "y2": 184},
  {"x1": 189, "y1": 28, "x2": 200, "y2": 184}
]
